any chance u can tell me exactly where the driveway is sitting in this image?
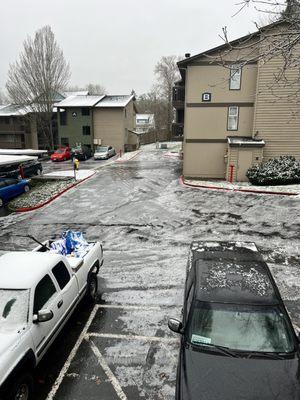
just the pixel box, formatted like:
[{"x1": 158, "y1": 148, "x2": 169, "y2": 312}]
[{"x1": 0, "y1": 145, "x2": 299, "y2": 399}]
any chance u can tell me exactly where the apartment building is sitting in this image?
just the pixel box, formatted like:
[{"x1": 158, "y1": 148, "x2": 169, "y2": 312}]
[{"x1": 175, "y1": 18, "x2": 300, "y2": 181}]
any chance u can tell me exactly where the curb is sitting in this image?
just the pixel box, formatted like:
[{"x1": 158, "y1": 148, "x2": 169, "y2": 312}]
[
  {"x1": 14, "y1": 172, "x2": 96, "y2": 213},
  {"x1": 179, "y1": 176, "x2": 298, "y2": 197},
  {"x1": 115, "y1": 150, "x2": 142, "y2": 163}
]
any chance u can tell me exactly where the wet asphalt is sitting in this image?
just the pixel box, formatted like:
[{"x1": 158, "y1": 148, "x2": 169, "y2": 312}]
[{"x1": 0, "y1": 145, "x2": 299, "y2": 399}]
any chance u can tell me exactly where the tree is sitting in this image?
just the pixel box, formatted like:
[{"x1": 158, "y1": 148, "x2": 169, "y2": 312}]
[
  {"x1": 67, "y1": 83, "x2": 106, "y2": 95},
  {"x1": 137, "y1": 88, "x2": 168, "y2": 134},
  {"x1": 154, "y1": 56, "x2": 181, "y2": 137},
  {"x1": 6, "y1": 26, "x2": 70, "y2": 149},
  {"x1": 0, "y1": 89, "x2": 8, "y2": 105}
]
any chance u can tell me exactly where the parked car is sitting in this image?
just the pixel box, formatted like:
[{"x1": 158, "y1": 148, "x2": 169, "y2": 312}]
[
  {"x1": 71, "y1": 145, "x2": 92, "y2": 161},
  {"x1": 94, "y1": 146, "x2": 116, "y2": 160},
  {"x1": 0, "y1": 178, "x2": 30, "y2": 207},
  {"x1": 0, "y1": 237, "x2": 103, "y2": 400},
  {"x1": 168, "y1": 241, "x2": 300, "y2": 400},
  {"x1": 0, "y1": 161, "x2": 42, "y2": 179},
  {"x1": 50, "y1": 147, "x2": 71, "y2": 162}
]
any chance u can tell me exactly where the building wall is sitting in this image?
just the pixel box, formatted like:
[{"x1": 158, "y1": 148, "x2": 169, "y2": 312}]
[
  {"x1": 0, "y1": 116, "x2": 30, "y2": 149},
  {"x1": 93, "y1": 108, "x2": 125, "y2": 152},
  {"x1": 253, "y1": 47, "x2": 300, "y2": 159},
  {"x1": 124, "y1": 101, "x2": 138, "y2": 149},
  {"x1": 183, "y1": 63, "x2": 257, "y2": 178},
  {"x1": 57, "y1": 107, "x2": 93, "y2": 148}
]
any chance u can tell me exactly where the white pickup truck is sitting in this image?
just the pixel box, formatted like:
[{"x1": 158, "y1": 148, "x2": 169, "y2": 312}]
[{"x1": 0, "y1": 239, "x2": 103, "y2": 400}]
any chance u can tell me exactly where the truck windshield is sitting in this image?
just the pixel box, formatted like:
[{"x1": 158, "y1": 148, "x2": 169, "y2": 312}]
[
  {"x1": 96, "y1": 147, "x2": 108, "y2": 152},
  {"x1": 0, "y1": 289, "x2": 29, "y2": 330},
  {"x1": 187, "y1": 301, "x2": 295, "y2": 354}
]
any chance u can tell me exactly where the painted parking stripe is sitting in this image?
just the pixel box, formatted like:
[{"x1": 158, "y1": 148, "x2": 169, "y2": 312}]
[
  {"x1": 96, "y1": 304, "x2": 177, "y2": 310},
  {"x1": 86, "y1": 332, "x2": 179, "y2": 343},
  {"x1": 46, "y1": 305, "x2": 98, "y2": 400},
  {"x1": 89, "y1": 339, "x2": 128, "y2": 400}
]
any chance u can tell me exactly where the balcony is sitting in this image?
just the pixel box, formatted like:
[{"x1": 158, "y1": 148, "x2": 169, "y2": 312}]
[
  {"x1": 172, "y1": 86, "x2": 185, "y2": 109},
  {"x1": 172, "y1": 122, "x2": 184, "y2": 139}
]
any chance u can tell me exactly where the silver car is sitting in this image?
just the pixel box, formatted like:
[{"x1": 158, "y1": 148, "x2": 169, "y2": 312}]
[{"x1": 94, "y1": 146, "x2": 116, "y2": 160}]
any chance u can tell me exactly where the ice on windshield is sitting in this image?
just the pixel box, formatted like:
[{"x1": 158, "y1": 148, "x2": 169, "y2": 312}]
[{"x1": 0, "y1": 289, "x2": 29, "y2": 331}]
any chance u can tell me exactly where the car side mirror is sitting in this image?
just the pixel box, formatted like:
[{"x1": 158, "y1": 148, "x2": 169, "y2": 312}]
[
  {"x1": 33, "y1": 309, "x2": 54, "y2": 323},
  {"x1": 168, "y1": 318, "x2": 183, "y2": 334}
]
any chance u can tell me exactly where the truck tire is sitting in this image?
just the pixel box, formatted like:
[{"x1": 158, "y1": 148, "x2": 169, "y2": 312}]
[
  {"x1": 6, "y1": 372, "x2": 34, "y2": 400},
  {"x1": 86, "y1": 274, "x2": 98, "y2": 302}
]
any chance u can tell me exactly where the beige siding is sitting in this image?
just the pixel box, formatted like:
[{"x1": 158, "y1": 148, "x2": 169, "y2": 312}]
[
  {"x1": 253, "y1": 45, "x2": 300, "y2": 159},
  {"x1": 183, "y1": 142, "x2": 227, "y2": 178},
  {"x1": 124, "y1": 101, "x2": 139, "y2": 148},
  {"x1": 226, "y1": 146, "x2": 263, "y2": 181},
  {"x1": 93, "y1": 109, "x2": 125, "y2": 152},
  {"x1": 186, "y1": 64, "x2": 258, "y2": 103}
]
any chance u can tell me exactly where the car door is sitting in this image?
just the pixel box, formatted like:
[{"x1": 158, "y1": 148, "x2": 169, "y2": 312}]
[
  {"x1": 30, "y1": 274, "x2": 64, "y2": 358},
  {"x1": 108, "y1": 146, "x2": 112, "y2": 157},
  {"x1": 4, "y1": 179, "x2": 18, "y2": 200},
  {"x1": 51, "y1": 261, "x2": 78, "y2": 317}
]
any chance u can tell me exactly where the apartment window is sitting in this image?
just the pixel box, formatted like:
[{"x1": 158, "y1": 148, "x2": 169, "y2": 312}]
[
  {"x1": 82, "y1": 126, "x2": 91, "y2": 135},
  {"x1": 60, "y1": 110, "x2": 67, "y2": 126},
  {"x1": 229, "y1": 66, "x2": 242, "y2": 90},
  {"x1": 227, "y1": 106, "x2": 239, "y2": 131},
  {"x1": 81, "y1": 108, "x2": 90, "y2": 116},
  {"x1": 61, "y1": 137, "x2": 69, "y2": 146}
]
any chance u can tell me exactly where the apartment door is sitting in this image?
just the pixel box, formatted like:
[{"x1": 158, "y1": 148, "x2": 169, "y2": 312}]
[{"x1": 237, "y1": 150, "x2": 253, "y2": 182}]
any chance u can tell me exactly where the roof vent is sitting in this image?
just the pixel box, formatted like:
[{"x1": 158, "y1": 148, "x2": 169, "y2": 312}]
[{"x1": 185, "y1": 53, "x2": 191, "y2": 58}]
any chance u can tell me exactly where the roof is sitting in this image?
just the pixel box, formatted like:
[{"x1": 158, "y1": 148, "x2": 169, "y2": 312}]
[
  {"x1": 190, "y1": 241, "x2": 279, "y2": 306},
  {"x1": 63, "y1": 91, "x2": 89, "y2": 97},
  {"x1": 0, "y1": 252, "x2": 63, "y2": 289},
  {"x1": 178, "y1": 20, "x2": 283, "y2": 68},
  {"x1": 0, "y1": 149, "x2": 47, "y2": 156},
  {"x1": 54, "y1": 95, "x2": 105, "y2": 108},
  {"x1": 136, "y1": 114, "x2": 154, "y2": 120},
  {"x1": 0, "y1": 105, "x2": 29, "y2": 117},
  {"x1": 227, "y1": 136, "x2": 265, "y2": 148},
  {"x1": 0, "y1": 155, "x2": 38, "y2": 166},
  {"x1": 95, "y1": 95, "x2": 134, "y2": 108}
]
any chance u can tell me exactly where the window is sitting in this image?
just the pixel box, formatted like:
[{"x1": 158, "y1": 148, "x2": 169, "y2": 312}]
[
  {"x1": 229, "y1": 66, "x2": 242, "y2": 90},
  {"x1": 52, "y1": 262, "x2": 71, "y2": 290},
  {"x1": 227, "y1": 106, "x2": 239, "y2": 131},
  {"x1": 82, "y1": 126, "x2": 91, "y2": 135},
  {"x1": 60, "y1": 111, "x2": 67, "y2": 126},
  {"x1": 5, "y1": 179, "x2": 18, "y2": 186},
  {"x1": 33, "y1": 275, "x2": 57, "y2": 314},
  {"x1": 61, "y1": 137, "x2": 69, "y2": 146},
  {"x1": 81, "y1": 108, "x2": 90, "y2": 116}
]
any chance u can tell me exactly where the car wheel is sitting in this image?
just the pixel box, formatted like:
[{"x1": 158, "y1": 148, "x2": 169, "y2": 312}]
[
  {"x1": 24, "y1": 185, "x2": 30, "y2": 193},
  {"x1": 37, "y1": 169, "x2": 42, "y2": 176},
  {"x1": 0, "y1": 197, "x2": 3, "y2": 208},
  {"x1": 86, "y1": 274, "x2": 98, "y2": 302},
  {"x1": 84, "y1": 155, "x2": 87, "y2": 161},
  {"x1": 6, "y1": 372, "x2": 34, "y2": 400}
]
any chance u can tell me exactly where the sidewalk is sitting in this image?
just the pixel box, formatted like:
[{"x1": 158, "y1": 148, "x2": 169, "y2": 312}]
[
  {"x1": 115, "y1": 150, "x2": 141, "y2": 163},
  {"x1": 44, "y1": 170, "x2": 95, "y2": 179},
  {"x1": 181, "y1": 176, "x2": 300, "y2": 196}
]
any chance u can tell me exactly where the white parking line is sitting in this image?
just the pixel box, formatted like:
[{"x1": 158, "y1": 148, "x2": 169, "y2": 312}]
[
  {"x1": 96, "y1": 304, "x2": 168, "y2": 311},
  {"x1": 86, "y1": 332, "x2": 178, "y2": 343},
  {"x1": 46, "y1": 305, "x2": 98, "y2": 400},
  {"x1": 89, "y1": 339, "x2": 128, "y2": 400}
]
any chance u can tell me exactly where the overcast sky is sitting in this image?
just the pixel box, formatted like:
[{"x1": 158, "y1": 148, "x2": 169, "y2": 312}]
[{"x1": 0, "y1": 0, "x2": 270, "y2": 96}]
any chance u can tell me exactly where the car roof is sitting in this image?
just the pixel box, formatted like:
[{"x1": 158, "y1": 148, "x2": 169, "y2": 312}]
[
  {"x1": 190, "y1": 242, "x2": 279, "y2": 306},
  {"x1": 0, "y1": 252, "x2": 63, "y2": 289}
]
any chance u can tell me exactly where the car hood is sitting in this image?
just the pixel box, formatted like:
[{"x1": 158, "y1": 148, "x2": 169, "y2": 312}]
[
  {"x1": 180, "y1": 346, "x2": 300, "y2": 400},
  {"x1": 0, "y1": 329, "x2": 23, "y2": 357},
  {"x1": 95, "y1": 152, "x2": 108, "y2": 156}
]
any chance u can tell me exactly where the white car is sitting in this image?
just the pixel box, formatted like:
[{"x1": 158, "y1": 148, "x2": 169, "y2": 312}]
[
  {"x1": 0, "y1": 239, "x2": 103, "y2": 400},
  {"x1": 94, "y1": 146, "x2": 116, "y2": 160}
]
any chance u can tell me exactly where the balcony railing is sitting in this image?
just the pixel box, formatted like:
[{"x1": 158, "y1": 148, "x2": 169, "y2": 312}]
[{"x1": 172, "y1": 86, "x2": 185, "y2": 108}]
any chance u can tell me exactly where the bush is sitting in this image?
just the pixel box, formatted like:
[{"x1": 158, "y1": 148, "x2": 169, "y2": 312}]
[{"x1": 246, "y1": 156, "x2": 300, "y2": 186}]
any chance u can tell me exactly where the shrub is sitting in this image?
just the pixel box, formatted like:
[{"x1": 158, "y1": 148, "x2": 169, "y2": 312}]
[{"x1": 246, "y1": 156, "x2": 300, "y2": 186}]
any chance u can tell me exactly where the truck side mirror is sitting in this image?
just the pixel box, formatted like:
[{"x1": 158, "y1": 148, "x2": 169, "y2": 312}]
[
  {"x1": 33, "y1": 309, "x2": 53, "y2": 323},
  {"x1": 168, "y1": 318, "x2": 183, "y2": 334}
]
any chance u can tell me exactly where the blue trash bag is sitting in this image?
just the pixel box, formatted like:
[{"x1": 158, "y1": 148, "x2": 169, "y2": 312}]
[
  {"x1": 62, "y1": 230, "x2": 89, "y2": 256},
  {"x1": 50, "y1": 238, "x2": 68, "y2": 256}
]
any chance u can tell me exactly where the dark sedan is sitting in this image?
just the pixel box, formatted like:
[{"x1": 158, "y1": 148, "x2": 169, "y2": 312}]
[{"x1": 168, "y1": 241, "x2": 300, "y2": 400}]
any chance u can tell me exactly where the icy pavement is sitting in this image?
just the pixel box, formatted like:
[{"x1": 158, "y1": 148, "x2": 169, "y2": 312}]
[{"x1": 0, "y1": 146, "x2": 299, "y2": 399}]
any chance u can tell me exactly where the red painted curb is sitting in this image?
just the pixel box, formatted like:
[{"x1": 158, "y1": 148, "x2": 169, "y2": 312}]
[
  {"x1": 179, "y1": 176, "x2": 298, "y2": 196},
  {"x1": 15, "y1": 172, "x2": 96, "y2": 213},
  {"x1": 115, "y1": 150, "x2": 141, "y2": 163}
]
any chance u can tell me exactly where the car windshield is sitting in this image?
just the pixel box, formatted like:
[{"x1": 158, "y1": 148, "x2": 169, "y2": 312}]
[
  {"x1": 0, "y1": 289, "x2": 29, "y2": 331},
  {"x1": 96, "y1": 147, "x2": 108, "y2": 152},
  {"x1": 187, "y1": 301, "x2": 295, "y2": 353},
  {"x1": 55, "y1": 149, "x2": 65, "y2": 154}
]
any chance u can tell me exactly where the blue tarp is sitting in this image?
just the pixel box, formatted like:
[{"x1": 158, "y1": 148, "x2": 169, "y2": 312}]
[{"x1": 50, "y1": 230, "x2": 92, "y2": 258}]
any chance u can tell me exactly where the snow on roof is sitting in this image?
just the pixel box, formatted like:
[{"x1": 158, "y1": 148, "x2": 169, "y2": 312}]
[
  {"x1": 0, "y1": 155, "x2": 38, "y2": 166},
  {"x1": 95, "y1": 95, "x2": 134, "y2": 108},
  {"x1": 0, "y1": 252, "x2": 63, "y2": 289},
  {"x1": 54, "y1": 95, "x2": 105, "y2": 108},
  {"x1": 227, "y1": 136, "x2": 265, "y2": 147},
  {"x1": 63, "y1": 90, "x2": 89, "y2": 97},
  {"x1": 0, "y1": 149, "x2": 47, "y2": 156},
  {"x1": 136, "y1": 114, "x2": 154, "y2": 120},
  {"x1": 0, "y1": 105, "x2": 29, "y2": 117}
]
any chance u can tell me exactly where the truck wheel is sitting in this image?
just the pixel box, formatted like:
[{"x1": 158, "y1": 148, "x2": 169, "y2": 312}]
[
  {"x1": 86, "y1": 274, "x2": 98, "y2": 301},
  {"x1": 7, "y1": 373, "x2": 33, "y2": 400}
]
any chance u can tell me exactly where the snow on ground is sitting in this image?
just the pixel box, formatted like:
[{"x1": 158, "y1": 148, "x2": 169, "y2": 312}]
[
  {"x1": 184, "y1": 177, "x2": 300, "y2": 194},
  {"x1": 44, "y1": 170, "x2": 95, "y2": 180}
]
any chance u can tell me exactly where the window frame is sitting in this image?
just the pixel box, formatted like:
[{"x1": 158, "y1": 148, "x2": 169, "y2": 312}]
[
  {"x1": 229, "y1": 66, "x2": 242, "y2": 90},
  {"x1": 52, "y1": 261, "x2": 71, "y2": 290},
  {"x1": 33, "y1": 274, "x2": 57, "y2": 314},
  {"x1": 59, "y1": 110, "x2": 67, "y2": 126},
  {"x1": 82, "y1": 125, "x2": 91, "y2": 136},
  {"x1": 227, "y1": 106, "x2": 239, "y2": 131},
  {"x1": 81, "y1": 107, "x2": 90, "y2": 116}
]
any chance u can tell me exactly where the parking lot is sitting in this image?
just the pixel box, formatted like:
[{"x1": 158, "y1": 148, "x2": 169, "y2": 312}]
[{"x1": 0, "y1": 146, "x2": 299, "y2": 399}]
